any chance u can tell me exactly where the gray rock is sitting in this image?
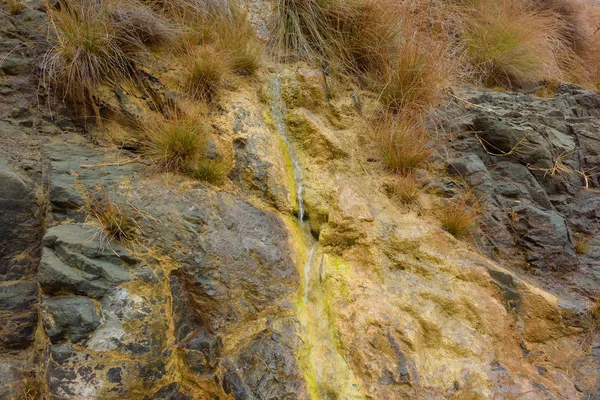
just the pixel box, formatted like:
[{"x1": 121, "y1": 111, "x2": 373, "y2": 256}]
[
  {"x1": 0, "y1": 160, "x2": 32, "y2": 200},
  {"x1": 0, "y1": 55, "x2": 31, "y2": 76},
  {"x1": 41, "y1": 296, "x2": 101, "y2": 343},
  {"x1": 0, "y1": 282, "x2": 38, "y2": 350},
  {"x1": 38, "y1": 247, "x2": 111, "y2": 298},
  {"x1": 447, "y1": 155, "x2": 494, "y2": 195},
  {"x1": 224, "y1": 327, "x2": 308, "y2": 399},
  {"x1": 145, "y1": 383, "x2": 191, "y2": 400},
  {"x1": 509, "y1": 202, "x2": 577, "y2": 270},
  {"x1": 0, "y1": 159, "x2": 43, "y2": 281},
  {"x1": 474, "y1": 115, "x2": 554, "y2": 169}
]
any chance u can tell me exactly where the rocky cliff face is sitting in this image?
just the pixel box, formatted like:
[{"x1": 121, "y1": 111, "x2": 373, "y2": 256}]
[{"x1": 1, "y1": 1, "x2": 599, "y2": 399}]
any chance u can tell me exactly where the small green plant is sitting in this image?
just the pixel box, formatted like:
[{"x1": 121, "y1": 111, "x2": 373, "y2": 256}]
[
  {"x1": 6, "y1": 0, "x2": 24, "y2": 15},
  {"x1": 574, "y1": 233, "x2": 590, "y2": 255},
  {"x1": 373, "y1": 114, "x2": 431, "y2": 175},
  {"x1": 441, "y1": 192, "x2": 479, "y2": 238},
  {"x1": 84, "y1": 186, "x2": 137, "y2": 242},
  {"x1": 184, "y1": 46, "x2": 227, "y2": 102},
  {"x1": 148, "y1": 118, "x2": 206, "y2": 172}
]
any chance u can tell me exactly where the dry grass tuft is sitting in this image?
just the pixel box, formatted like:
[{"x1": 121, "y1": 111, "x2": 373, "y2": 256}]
[
  {"x1": 591, "y1": 297, "x2": 600, "y2": 322},
  {"x1": 378, "y1": 35, "x2": 454, "y2": 114},
  {"x1": 6, "y1": 0, "x2": 24, "y2": 15},
  {"x1": 84, "y1": 185, "x2": 137, "y2": 242},
  {"x1": 146, "y1": 115, "x2": 227, "y2": 183},
  {"x1": 188, "y1": 157, "x2": 227, "y2": 184},
  {"x1": 393, "y1": 173, "x2": 421, "y2": 204},
  {"x1": 441, "y1": 191, "x2": 479, "y2": 238},
  {"x1": 42, "y1": 0, "x2": 173, "y2": 114},
  {"x1": 183, "y1": 46, "x2": 228, "y2": 102},
  {"x1": 459, "y1": 0, "x2": 567, "y2": 87},
  {"x1": 272, "y1": 0, "x2": 401, "y2": 78},
  {"x1": 216, "y1": 12, "x2": 263, "y2": 76},
  {"x1": 109, "y1": 2, "x2": 176, "y2": 50},
  {"x1": 43, "y1": 0, "x2": 134, "y2": 111},
  {"x1": 372, "y1": 114, "x2": 431, "y2": 175},
  {"x1": 147, "y1": 117, "x2": 207, "y2": 172}
]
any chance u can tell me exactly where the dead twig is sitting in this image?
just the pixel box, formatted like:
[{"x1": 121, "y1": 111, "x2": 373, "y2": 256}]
[{"x1": 80, "y1": 156, "x2": 143, "y2": 169}]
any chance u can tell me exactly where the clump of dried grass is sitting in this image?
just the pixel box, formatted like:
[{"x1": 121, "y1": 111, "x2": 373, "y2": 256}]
[
  {"x1": 459, "y1": 0, "x2": 568, "y2": 87},
  {"x1": 372, "y1": 113, "x2": 432, "y2": 175},
  {"x1": 441, "y1": 190, "x2": 479, "y2": 238}
]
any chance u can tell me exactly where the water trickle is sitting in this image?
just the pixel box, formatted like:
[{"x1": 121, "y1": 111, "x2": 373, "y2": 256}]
[
  {"x1": 304, "y1": 243, "x2": 318, "y2": 303},
  {"x1": 269, "y1": 74, "x2": 305, "y2": 221}
]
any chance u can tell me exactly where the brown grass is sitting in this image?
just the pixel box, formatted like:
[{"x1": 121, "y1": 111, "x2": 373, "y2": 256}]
[
  {"x1": 377, "y1": 35, "x2": 454, "y2": 114},
  {"x1": 42, "y1": 0, "x2": 173, "y2": 114},
  {"x1": 459, "y1": 0, "x2": 567, "y2": 87},
  {"x1": 109, "y1": 1, "x2": 176, "y2": 50},
  {"x1": 147, "y1": 117, "x2": 207, "y2": 172},
  {"x1": 441, "y1": 191, "x2": 479, "y2": 238},
  {"x1": 6, "y1": 0, "x2": 24, "y2": 15},
  {"x1": 43, "y1": 0, "x2": 134, "y2": 111},
  {"x1": 188, "y1": 156, "x2": 227, "y2": 184},
  {"x1": 215, "y1": 11, "x2": 263, "y2": 76},
  {"x1": 272, "y1": 0, "x2": 402, "y2": 78},
  {"x1": 183, "y1": 46, "x2": 228, "y2": 102},
  {"x1": 392, "y1": 173, "x2": 421, "y2": 204},
  {"x1": 372, "y1": 114, "x2": 431, "y2": 175},
  {"x1": 591, "y1": 297, "x2": 600, "y2": 323},
  {"x1": 84, "y1": 185, "x2": 137, "y2": 242}
]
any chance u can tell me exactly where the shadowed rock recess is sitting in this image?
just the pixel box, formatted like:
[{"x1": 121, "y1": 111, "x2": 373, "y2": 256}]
[{"x1": 1, "y1": 1, "x2": 600, "y2": 399}]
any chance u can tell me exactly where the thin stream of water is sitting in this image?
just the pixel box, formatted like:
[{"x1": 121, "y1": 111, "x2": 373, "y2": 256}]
[
  {"x1": 269, "y1": 74, "x2": 306, "y2": 221},
  {"x1": 269, "y1": 73, "x2": 363, "y2": 399},
  {"x1": 303, "y1": 243, "x2": 318, "y2": 303},
  {"x1": 269, "y1": 73, "x2": 316, "y2": 303}
]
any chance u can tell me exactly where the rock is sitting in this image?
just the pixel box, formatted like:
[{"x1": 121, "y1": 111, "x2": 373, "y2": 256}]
[
  {"x1": 0, "y1": 55, "x2": 31, "y2": 76},
  {"x1": 0, "y1": 282, "x2": 38, "y2": 350},
  {"x1": 0, "y1": 159, "x2": 43, "y2": 280},
  {"x1": 38, "y1": 247, "x2": 111, "y2": 299},
  {"x1": 474, "y1": 115, "x2": 554, "y2": 169},
  {"x1": 132, "y1": 183, "x2": 305, "y2": 395},
  {"x1": 320, "y1": 186, "x2": 374, "y2": 251},
  {"x1": 38, "y1": 224, "x2": 134, "y2": 298},
  {"x1": 41, "y1": 296, "x2": 101, "y2": 343},
  {"x1": 509, "y1": 202, "x2": 577, "y2": 271},
  {"x1": 169, "y1": 273, "x2": 222, "y2": 374},
  {"x1": 447, "y1": 154, "x2": 494, "y2": 195},
  {"x1": 87, "y1": 287, "x2": 164, "y2": 355},
  {"x1": 228, "y1": 102, "x2": 296, "y2": 214},
  {"x1": 0, "y1": 160, "x2": 32, "y2": 199},
  {"x1": 445, "y1": 88, "x2": 600, "y2": 278},
  {"x1": 223, "y1": 329, "x2": 308, "y2": 399},
  {"x1": 145, "y1": 383, "x2": 191, "y2": 400},
  {"x1": 44, "y1": 137, "x2": 141, "y2": 219},
  {"x1": 285, "y1": 109, "x2": 349, "y2": 161}
]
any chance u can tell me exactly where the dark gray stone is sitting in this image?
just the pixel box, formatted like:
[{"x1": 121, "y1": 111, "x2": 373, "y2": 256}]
[
  {"x1": 0, "y1": 282, "x2": 38, "y2": 350},
  {"x1": 41, "y1": 296, "x2": 101, "y2": 343},
  {"x1": 38, "y1": 224, "x2": 135, "y2": 298}
]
